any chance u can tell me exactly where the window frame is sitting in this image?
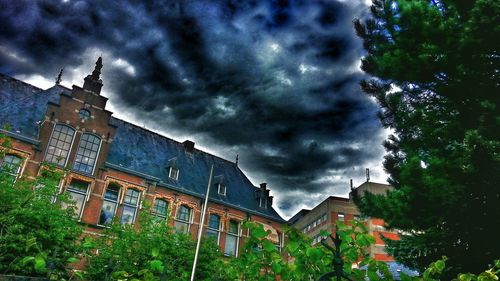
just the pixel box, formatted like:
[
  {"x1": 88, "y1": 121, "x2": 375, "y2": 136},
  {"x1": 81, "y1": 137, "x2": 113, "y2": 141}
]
[
  {"x1": 153, "y1": 198, "x2": 169, "y2": 222},
  {"x1": 98, "y1": 184, "x2": 120, "y2": 226},
  {"x1": 78, "y1": 108, "x2": 91, "y2": 120},
  {"x1": 168, "y1": 167, "x2": 179, "y2": 180},
  {"x1": 73, "y1": 133, "x2": 102, "y2": 175},
  {"x1": 259, "y1": 196, "x2": 267, "y2": 209},
  {"x1": 44, "y1": 124, "x2": 76, "y2": 167},
  {"x1": 63, "y1": 179, "x2": 90, "y2": 220},
  {"x1": 206, "y1": 213, "x2": 222, "y2": 244},
  {"x1": 217, "y1": 183, "x2": 226, "y2": 196},
  {"x1": 174, "y1": 205, "x2": 192, "y2": 233},
  {"x1": 338, "y1": 212, "x2": 345, "y2": 221},
  {"x1": 1, "y1": 154, "x2": 23, "y2": 180},
  {"x1": 121, "y1": 188, "x2": 141, "y2": 225},
  {"x1": 224, "y1": 220, "x2": 240, "y2": 256}
]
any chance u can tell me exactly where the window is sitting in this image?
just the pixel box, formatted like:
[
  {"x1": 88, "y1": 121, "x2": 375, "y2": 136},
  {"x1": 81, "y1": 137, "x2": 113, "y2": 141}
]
[
  {"x1": 45, "y1": 124, "x2": 75, "y2": 166},
  {"x1": 217, "y1": 183, "x2": 226, "y2": 196},
  {"x1": 73, "y1": 133, "x2": 101, "y2": 174},
  {"x1": 169, "y1": 167, "x2": 179, "y2": 180},
  {"x1": 338, "y1": 213, "x2": 345, "y2": 221},
  {"x1": 63, "y1": 180, "x2": 89, "y2": 219},
  {"x1": 99, "y1": 184, "x2": 120, "y2": 225},
  {"x1": 224, "y1": 220, "x2": 240, "y2": 256},
  {"x1": 121, "y1": 189, "x2": 141, "y2": 224},
  {"x1": 206, "y1": 214, "x2": 221, "y2": 244},
  {"x1": 312, "y1": 235, "x2": 323, "y2": 245},
  {"x1": 175, "y1": 205, "x2": 192, "y2": 233},
  {"x1": 274, "y1": 231, "x2": 283, "y2": 252},
  {"x1": 153, "y1": 199, "x2": 169, "y2": 221},
  {"x1": 259, "y1": 197, "x2": 267, "y2": 208},
  {"x1": 321, "y1": 213, "x2": 328, "y2": 222},
  {"x1": 79, "y1": 108, "x2": 91, "y2": 120},
  {"x1": 1, "y1": 154, "x2": 22, "y2": 180}
]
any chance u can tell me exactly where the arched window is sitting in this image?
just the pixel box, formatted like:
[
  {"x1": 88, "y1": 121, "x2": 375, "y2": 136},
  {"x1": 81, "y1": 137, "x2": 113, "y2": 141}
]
[
  {"x1": 224, "y1": 220, "x2": 240, "y2": 256},
  {"x1": 175, "y1": 205, "x2": 192, "y2": 233},
  {"x1": 73, "y1": 133, "x2": 101, "y2": 174},
  {"x1": 206, "y1": 214, "x2": 221, "y2": 244},
  {"x1": 99, "y1": 184, "x2": 120, "y2": 225},
  {"x1": 121, "y1": 189, "x2": 141, "y2": 224},
  {"x1": 45, "y1": 124, "x2": 75, "y2": 166},
  {"x1": 1, "y1": 154, "x2": 22, "y2": 179},
  {"x1": 153, "y1": 199, "x2": 169, "y2": 221}
]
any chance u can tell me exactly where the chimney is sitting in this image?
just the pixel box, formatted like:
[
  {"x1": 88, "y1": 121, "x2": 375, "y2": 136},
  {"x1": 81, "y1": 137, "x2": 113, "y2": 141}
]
[
  {"x1": 350, "y1": 179, "x2": 353, "y2": 190},
  {"x1": 366, "y1": 168, "x2": 370, "y2": 182},
  {"x1": 183, "y1": 140, "x2": 195, "y2": 153},
  {"x1": 260, "y1": 182, "x2": 267, "y2": 190},
  {"x1": 268, "y1": 196, "x2": 273, "y2": 206}
]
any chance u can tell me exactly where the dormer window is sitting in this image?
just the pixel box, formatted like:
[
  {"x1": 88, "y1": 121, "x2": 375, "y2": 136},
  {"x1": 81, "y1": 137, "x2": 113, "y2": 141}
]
[
  {"x1": 259, "y1": 197, "x2": 267, "y2": 209},
  {"x1": 169, "y1": 167, "x2": 179, "y2": 180},
  {"x1": 217, "y1": 183, "x2": 226, "y2": 196}
]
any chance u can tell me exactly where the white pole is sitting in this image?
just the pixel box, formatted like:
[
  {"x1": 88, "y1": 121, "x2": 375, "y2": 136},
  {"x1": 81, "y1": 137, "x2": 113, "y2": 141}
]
[{"x1": 190, "y1": 164, "x2": 214, "y2": 281}]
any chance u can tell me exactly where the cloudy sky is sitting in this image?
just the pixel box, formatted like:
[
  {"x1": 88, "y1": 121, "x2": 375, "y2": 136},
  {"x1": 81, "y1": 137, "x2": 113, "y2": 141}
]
[{"x1": 0, "y1": 0, "x2": 388, "y2": 219}]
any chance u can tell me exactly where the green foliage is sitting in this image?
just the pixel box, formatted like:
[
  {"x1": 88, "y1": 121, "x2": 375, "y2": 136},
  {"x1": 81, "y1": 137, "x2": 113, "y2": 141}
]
[
  {"x1": 231, "y1": 220, "x2": 498, "y2": 281},
  {"x1": 0, "y1": 134, "x2": 83, "y2": 279},
  {"x1": 84, "y1": 204, "x2": 229, "y2": 281},
  {"x1": 354, "y1": 0, "x2": 499, "y2": 277},
  {"x1": 230, "y1": 220, "x2": 385, "y2": 281}
]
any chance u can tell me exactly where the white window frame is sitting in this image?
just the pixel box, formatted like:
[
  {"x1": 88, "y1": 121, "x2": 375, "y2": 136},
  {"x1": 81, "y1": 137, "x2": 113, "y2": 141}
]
[
  {"x1": 174, "y1": 205, "x2": 192, "y2": 233},
  {"x1": 1, "y1": 154, "x2": 23, "y2": 181},
  {"x1": 121, "y1": 188, "x2": 141, "y2": 225},
  {"x1": 224, "y1": 220, "x2": 240, "y2": 257},
  {"x1": 73, "y1": 133, "x2": 102, "y2": 175},
  {"x1": 64, "y1": 179, "x2": 90, "y2": 220},
  {"x1": 169, "y1": 167, "x2": 179, "y2": 180},
  {"x1": 217, "y1": 183, "x2": 226, "y2": 196},
  {"x1": 98, "y1": 184, "x2": 120, "y2": 226},
  {"x1": 153, "y1": 198, "x2": 169, "y2": 222},
  {"x1": 206, "y1": 213, "x2": 222, "y2": 245},
  {"x1": 44, "y1": 124, "x2": 76, "y2": 167},
  {"x1": 338, "y1": 212, "x2": 345, "y2": 221}
]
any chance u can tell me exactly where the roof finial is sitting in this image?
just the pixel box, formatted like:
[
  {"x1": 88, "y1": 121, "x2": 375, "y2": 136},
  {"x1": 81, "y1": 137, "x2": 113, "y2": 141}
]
[
  {"x1": 235, "y1": 153, "x2": 239, "y2": 166},
  {"x1": 91, "y1": 57, "x2": 103, "y2": 80},
  {"x1": 55, "y1": 68, "x2": 63, "y2": 85}
]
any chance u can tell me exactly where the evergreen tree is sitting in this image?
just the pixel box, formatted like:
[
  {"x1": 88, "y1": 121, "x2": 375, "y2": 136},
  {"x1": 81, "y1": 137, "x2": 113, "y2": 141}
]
[{"x1": 353, "y1": 0, "x2": 499, "y2": 277}]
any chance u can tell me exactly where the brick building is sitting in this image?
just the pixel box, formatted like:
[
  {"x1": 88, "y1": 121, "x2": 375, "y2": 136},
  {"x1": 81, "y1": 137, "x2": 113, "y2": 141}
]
[
  {"x1": 288, "y1": 181, "x2": 399, "y2": 261},
  {"x1": 0, "y1": 58, "x2": 285, "y2": 256}
]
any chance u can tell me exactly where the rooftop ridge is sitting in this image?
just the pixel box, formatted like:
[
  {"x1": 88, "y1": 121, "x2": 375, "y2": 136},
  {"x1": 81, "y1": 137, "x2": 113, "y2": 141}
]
[
  {"x1": 0, "y1": 73, "x2": 43, "y2": 91},
  {"x1": 110, "y1": 116, "x2": 238, "y2": 167},
  {"x1": 48, "y1": 83, "x2": 71, "y2": 92}
]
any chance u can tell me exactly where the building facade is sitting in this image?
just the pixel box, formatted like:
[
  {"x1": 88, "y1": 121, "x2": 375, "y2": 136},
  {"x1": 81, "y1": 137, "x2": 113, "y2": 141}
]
[
  {"x1": 289, "y1": 181, "x2": 399, "y2": 261},
  {"x1": 0, "y1": 58, "x2": 285, "y2": 256}
]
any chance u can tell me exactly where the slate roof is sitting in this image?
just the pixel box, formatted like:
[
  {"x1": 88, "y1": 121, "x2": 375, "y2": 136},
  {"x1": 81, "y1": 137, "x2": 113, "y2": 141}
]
[
  {"x1": 0, "y1": 73, "x2": 285, "y2": 222},
  {"x1": 0, "y1": 73, "x2": 63, "y2": 142},
  {"x1": 107, "y1": 117, "x2": 285, "y2": 221}
]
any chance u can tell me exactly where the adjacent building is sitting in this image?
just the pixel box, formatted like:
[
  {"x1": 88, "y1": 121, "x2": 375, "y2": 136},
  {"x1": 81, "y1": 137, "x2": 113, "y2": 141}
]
[
  {"x1": 289, "y1": 181, "x2": 399, "y2": 261},
  {"x1": 0, "y1": 58, "x2": 285, "y2": 256}
]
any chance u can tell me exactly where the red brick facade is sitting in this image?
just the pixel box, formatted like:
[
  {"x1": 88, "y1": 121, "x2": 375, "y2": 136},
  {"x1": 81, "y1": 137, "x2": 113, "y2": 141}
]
[{"x1": 0, "y1": 60, "x2": 285, "y2": 257}]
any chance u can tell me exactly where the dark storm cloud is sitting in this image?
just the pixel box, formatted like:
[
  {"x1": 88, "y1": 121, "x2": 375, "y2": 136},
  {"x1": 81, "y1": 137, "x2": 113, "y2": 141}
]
[{"x1": 0, "y1": 0, "x2": 385, "y2": 218}]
